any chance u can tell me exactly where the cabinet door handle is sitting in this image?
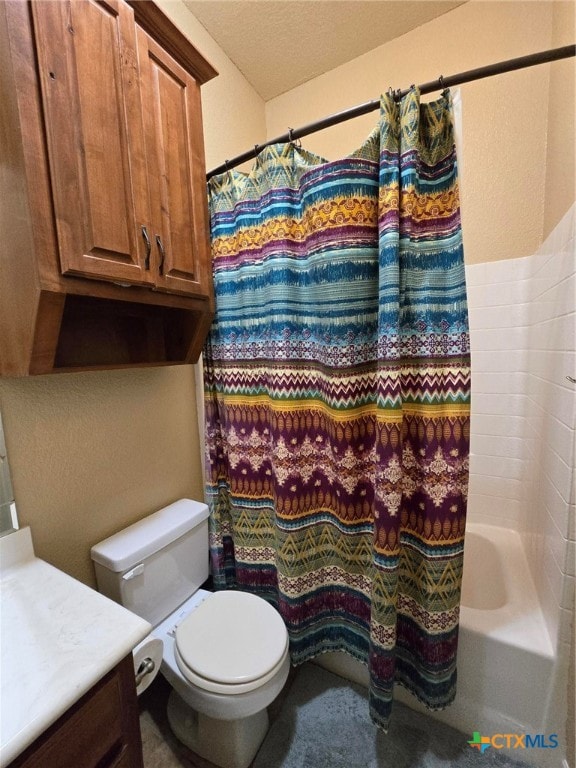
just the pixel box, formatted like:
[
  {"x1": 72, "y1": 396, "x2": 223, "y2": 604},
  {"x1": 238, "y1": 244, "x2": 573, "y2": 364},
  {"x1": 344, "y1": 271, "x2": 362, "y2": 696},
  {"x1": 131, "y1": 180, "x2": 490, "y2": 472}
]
[
  {"x1": 155, "y1": 235, "x2": 165, "y2": 276},
  {"x1": 141, "y1": 226, "x2": 151, "y2": 270}
]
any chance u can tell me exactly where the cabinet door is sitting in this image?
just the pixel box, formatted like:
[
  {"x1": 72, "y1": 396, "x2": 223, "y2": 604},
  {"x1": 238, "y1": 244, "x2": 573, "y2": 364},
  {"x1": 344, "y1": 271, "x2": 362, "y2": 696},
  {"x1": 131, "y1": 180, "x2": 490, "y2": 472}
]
[
  {"x1": 9, "y1": 655, "x2": 143, "y2": 768},
  {"x1": 31, "y1": 0, "x2": 154, "y2": 286},
  {"x1": 137, "y1": 29, "x2": 212, "y2": 298}
]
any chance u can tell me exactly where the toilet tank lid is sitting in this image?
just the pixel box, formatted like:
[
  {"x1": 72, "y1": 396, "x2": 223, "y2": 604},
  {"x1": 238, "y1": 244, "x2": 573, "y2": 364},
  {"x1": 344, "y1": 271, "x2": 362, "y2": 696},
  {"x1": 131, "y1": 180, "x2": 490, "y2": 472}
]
[{"x1": 90, "y1": 499, "x2": 209, "y2": 572}]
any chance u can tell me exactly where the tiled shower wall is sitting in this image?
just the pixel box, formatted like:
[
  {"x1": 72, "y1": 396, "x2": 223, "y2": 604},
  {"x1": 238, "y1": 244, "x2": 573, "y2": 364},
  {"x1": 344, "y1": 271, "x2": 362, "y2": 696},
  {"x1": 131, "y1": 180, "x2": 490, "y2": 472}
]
[{"x1": 465, "y1": 203, "x2": 575, "y2": 653}]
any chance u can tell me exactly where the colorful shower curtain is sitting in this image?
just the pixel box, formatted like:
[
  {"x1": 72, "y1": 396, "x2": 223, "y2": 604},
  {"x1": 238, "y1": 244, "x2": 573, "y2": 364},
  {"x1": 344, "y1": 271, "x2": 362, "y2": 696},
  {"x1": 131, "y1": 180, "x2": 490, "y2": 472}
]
[{"x1": 203, "y1": 88, "x2": 470, "y2": 729}]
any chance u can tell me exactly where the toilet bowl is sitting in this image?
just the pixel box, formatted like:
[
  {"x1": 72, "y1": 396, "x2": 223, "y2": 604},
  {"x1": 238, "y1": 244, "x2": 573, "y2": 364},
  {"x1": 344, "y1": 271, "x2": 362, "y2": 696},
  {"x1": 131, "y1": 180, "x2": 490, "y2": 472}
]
[
  {"x1": 155, "y1": 589, "x2": 290, "y2": 768},
  {"x1": 91, "y1": 500, "x2": 290, "y2": 768}
]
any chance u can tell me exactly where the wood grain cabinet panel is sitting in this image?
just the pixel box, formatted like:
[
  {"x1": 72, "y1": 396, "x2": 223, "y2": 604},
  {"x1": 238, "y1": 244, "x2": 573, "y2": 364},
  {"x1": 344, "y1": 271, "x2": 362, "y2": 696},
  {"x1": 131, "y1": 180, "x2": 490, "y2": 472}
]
[
  {"x1": 138, "y1": 29, "x2": 212, "y2": 298},
  {"x1": 31, "y1": 0, "x2": 154, "y2": 287},
  {"x1": 9, "y1": 655, "x2": 144, "y2": 768},
  {"x1": 0, "y1": 0, "x2": 217, "y2": 376}
]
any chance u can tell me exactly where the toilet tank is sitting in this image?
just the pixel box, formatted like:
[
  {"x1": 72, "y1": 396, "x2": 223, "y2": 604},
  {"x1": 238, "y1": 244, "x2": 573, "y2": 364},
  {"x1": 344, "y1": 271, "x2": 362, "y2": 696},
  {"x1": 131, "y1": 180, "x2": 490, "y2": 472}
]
[{"x1": 91, "y1": 499, "x2": 210, "y2": 627}]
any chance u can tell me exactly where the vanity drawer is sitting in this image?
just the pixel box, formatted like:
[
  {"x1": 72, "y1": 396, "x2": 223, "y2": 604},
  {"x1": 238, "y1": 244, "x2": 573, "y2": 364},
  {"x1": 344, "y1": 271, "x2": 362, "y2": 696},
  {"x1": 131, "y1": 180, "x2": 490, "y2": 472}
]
[{"x1": 10, "y1": 655, "x2": 143, "y2": 768}]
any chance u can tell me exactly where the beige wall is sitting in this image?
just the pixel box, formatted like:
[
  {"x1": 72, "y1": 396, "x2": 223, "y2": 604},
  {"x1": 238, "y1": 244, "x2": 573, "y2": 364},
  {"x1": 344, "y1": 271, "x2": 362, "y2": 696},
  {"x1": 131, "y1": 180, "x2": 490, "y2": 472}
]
[
  {"x1": 265, "y1": 0, "x2": 574, "y2": 265},
  {"x1": 544, "y1": 1, "x2": 575, "y2": 239},
  {"x1": 0, "y1": 1, "x2": 266, "y2": 587},
  {"x1": 0, "y1": 368, "x2": 203, "y2": 585}
]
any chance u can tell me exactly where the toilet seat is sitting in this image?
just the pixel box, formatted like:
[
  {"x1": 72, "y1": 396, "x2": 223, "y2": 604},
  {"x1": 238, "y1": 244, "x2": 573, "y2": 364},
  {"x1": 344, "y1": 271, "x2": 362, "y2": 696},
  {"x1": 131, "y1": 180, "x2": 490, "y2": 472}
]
[{"x1": 174, "y1": 591, "x2": 289, "y2": 695}]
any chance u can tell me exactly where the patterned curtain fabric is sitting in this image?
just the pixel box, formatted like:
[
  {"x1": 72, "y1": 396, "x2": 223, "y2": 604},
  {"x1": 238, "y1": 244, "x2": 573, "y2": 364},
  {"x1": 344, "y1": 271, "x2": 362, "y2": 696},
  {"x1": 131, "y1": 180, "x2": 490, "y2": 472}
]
[{"x1": 204, "y1": 89, "x2": 470, "y2": 729}]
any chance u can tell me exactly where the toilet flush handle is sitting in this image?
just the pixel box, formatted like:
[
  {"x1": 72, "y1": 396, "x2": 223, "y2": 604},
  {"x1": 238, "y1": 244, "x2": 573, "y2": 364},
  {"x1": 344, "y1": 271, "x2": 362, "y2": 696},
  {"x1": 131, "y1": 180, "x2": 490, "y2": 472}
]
[
  {"x1": 122, "y1": 563, "x2": 144, "y2": 580},
  {"x1": 135, "y1": 657, "x2": 156, "y2": 687}
]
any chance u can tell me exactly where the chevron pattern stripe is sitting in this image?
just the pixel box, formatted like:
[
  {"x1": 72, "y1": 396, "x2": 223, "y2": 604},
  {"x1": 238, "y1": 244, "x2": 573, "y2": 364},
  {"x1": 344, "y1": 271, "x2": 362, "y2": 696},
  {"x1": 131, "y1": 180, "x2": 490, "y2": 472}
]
[{"x1": 204, "y1": 88, "x2": 470, "y2": 730}]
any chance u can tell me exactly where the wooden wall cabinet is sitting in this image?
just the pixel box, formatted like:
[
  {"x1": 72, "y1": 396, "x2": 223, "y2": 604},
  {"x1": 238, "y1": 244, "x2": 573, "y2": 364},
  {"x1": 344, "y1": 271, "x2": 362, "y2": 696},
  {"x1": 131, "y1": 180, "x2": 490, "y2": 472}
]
[
  {"x1": 9, "y1": 655, "x2": 144, "y2": 768},
  {"x1": 0, "y1": 0, "x2": 218, "y2": 376}
]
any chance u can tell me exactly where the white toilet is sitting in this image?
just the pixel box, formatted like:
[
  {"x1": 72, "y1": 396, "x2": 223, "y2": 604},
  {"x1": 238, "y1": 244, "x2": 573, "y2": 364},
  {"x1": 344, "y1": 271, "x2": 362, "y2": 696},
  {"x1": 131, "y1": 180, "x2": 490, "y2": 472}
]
[{"x1": 91, "y1": 499, "x2": 290, "y2": 768}]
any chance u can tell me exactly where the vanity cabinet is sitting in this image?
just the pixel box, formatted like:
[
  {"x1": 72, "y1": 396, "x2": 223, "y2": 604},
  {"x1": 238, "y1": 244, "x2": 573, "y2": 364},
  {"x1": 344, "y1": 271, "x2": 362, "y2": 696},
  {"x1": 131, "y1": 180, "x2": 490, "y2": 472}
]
[
  {"x1": 8, "y1": 654, "x2": 143, "y2": 768},
  {"x1": 0, "y1": 0, "x2": 217, "y2": 376}
]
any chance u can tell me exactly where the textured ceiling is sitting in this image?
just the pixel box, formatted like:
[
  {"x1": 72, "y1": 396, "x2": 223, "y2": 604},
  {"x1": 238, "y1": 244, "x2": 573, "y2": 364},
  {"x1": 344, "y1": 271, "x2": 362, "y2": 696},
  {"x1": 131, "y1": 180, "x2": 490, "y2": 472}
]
[{"x1": 184, "y1": 1, "x2": 467, "y2": 100}]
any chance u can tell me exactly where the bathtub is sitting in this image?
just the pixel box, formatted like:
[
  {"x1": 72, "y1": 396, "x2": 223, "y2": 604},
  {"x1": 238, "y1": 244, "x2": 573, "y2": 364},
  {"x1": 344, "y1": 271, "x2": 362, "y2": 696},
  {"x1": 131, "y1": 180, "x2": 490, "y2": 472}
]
[
  {"x1": 451, "y1": 523, "x2": 555, "y2": 735},
  {"x1": 316, "y1": 523, "x2": 555, "y2": 740}
]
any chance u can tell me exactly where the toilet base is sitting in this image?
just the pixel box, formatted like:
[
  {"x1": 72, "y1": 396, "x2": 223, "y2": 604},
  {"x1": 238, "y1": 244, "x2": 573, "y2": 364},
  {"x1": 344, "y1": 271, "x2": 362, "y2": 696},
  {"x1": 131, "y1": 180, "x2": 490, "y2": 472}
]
[{"x1": 167, "y1": 689, "x2": 269, "y2": 768}]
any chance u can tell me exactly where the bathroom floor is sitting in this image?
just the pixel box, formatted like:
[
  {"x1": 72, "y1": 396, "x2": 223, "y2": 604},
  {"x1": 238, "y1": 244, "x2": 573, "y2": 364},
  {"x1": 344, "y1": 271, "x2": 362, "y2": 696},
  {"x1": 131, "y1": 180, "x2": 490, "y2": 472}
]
[{"x1": 138, "y1": 665, "x2": 532, "y2": 768}]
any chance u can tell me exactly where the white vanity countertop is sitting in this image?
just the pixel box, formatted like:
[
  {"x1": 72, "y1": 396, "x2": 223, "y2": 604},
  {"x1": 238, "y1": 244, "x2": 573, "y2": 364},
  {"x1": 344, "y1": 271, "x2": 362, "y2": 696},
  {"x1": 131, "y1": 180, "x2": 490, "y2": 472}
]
[{"x1": 0, "y1": 527, "x2": 151, "y2": 766}]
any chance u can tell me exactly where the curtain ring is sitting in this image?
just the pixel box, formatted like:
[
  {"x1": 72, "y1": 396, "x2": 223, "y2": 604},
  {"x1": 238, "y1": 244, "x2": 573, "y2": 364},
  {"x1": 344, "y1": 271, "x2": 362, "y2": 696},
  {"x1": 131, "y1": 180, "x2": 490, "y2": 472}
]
[
  {"x1": 254, "y1": 144, "x2": 260, "y2": 156},
  {"x1": 288, "y1": 127, "x2": 301, "y2": 148},
  {"x1": 224, "y1": 159, "x2": 230, "y2": 171}
]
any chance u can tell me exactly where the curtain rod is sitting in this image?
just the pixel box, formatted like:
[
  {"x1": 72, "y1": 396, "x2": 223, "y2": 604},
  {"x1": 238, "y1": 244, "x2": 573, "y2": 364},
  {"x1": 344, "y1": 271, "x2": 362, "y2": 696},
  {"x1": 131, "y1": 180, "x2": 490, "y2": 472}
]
[{"x1": 207, "y1": 44, "x2": 575, "y2": 179}]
